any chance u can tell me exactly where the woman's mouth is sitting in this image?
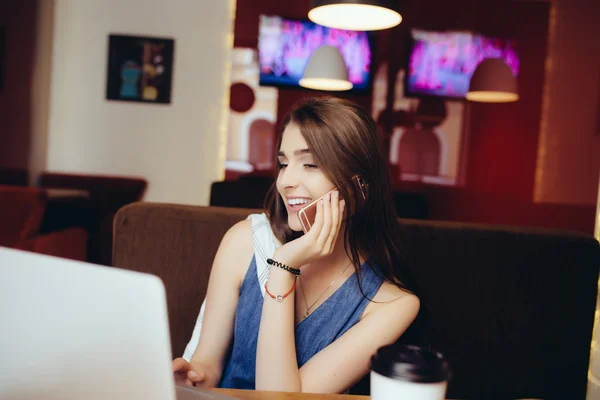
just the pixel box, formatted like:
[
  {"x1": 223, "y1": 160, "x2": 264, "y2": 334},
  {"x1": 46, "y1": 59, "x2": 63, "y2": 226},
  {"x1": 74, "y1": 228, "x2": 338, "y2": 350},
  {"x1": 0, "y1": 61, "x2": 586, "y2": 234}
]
[{"x1": 286, "y1": 197, "x2": 312, "y2": 213}]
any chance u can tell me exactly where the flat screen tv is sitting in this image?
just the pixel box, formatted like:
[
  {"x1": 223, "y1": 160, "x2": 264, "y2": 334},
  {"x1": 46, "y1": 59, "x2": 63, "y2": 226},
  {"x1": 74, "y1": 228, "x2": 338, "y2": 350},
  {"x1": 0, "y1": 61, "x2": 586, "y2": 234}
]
[
  {"x1": 258, "y1": 15, "x2": 373, "y2": 91},
  {"x1": 405, "y1": 29, "x2": 519, "y2": 99}
]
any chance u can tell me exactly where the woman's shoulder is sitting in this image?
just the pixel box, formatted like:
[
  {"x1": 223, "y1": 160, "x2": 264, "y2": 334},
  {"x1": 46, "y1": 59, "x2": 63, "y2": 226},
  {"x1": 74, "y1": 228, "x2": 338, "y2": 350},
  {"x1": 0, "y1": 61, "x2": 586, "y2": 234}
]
[
  {"x1": 218, "y1": 213, "x2": 274, "y2": 276},
  {"x1": 374, "y1": 282, "x2": 419, "y2": 303},
  {"x1": 362, "y1": 282, "x2": 420, "y2": 320},
  {"x1": 222, "y1": 212, "x2": 268, "y2": 241},
  {"x1": 217, "y1": 219, "x2": 255, "y2": 279},
  {"x1": 222, "y1": 218, "x2": 253, "y2": 245}
]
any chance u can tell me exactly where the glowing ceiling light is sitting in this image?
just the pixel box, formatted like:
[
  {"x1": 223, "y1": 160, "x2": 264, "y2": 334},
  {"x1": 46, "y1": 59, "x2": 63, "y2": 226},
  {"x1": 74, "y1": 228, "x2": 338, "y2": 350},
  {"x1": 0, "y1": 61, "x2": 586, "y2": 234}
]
[
  {"x1": 467, "y1": 58, "x2": 519, "y2": 103},
  {"x1": 308, "y1": 0, "x2": 402, "y2": 31}
]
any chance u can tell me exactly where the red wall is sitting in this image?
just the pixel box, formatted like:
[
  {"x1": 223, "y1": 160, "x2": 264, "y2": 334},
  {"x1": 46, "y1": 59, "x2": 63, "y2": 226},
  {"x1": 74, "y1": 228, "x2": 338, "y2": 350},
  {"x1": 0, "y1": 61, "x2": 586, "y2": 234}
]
[
  {"x1": 466, "y1": 2, "x2": 550, "y2": 202},
  {"x1": 0, "y1": 0, "x2": 38, "y2": 168},
  {"x1": 534, "y1": 0, "x2": 600, "y2": 206},
  {"x1": 232, "y1": 0, "x2": 597, "y2": 234},
  {"x1": 233, "y1": 0, "x2": 549, "y2": 197}
]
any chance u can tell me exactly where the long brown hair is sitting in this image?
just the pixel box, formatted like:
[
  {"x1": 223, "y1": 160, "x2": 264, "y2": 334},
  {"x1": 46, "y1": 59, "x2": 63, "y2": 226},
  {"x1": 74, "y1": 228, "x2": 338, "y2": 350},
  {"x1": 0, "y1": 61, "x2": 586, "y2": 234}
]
[{"x1": 264, "y1": 97, "x2": 418, "y2": 296}]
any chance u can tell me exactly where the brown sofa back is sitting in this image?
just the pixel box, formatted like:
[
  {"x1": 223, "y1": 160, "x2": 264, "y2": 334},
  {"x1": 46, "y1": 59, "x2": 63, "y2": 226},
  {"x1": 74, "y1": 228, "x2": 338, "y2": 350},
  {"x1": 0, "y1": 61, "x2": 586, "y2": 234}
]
[
  {"x1": 113, "y1": 202, "x2": 600, "y2": 399},
  {"x1": 113, "y1": 203, "x2": 258, "y2": 363}
]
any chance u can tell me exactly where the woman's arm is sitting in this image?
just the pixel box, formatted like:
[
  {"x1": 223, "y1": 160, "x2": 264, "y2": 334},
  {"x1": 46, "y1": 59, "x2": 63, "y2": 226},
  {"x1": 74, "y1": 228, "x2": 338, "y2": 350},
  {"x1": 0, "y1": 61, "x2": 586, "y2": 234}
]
[
  {"x1": 255, "y1": 192, "x2": 420, "y2": 393},
  {"x1": 256, "y1": 192, "x2": 345, "y2": 392},
  {"x1": 255, "y1": 263, "x2": 301, "y2": 391},
  {"x1": 258, "y1": 284, "x2": 419, "y2": 393},
  {"x1": 299, "y1": 292, "x2": 420, "y2": 393},
  {"x1": 183, "y1": 219, "x2": 254, "y2": 387}
]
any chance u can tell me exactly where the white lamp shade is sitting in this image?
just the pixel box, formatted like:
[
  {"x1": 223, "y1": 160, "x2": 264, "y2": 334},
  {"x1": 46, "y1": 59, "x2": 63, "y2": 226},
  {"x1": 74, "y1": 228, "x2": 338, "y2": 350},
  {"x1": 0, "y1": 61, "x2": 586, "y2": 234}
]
[
  {"x1": 299, "y1": 45, "x2": 353, "y2": 91},
  {"x1": 467, "y1": 58, "x2": 519, "y2": 103},
  {"x1": 308, "y1": 0, "x2": 402, "y2": 31}
]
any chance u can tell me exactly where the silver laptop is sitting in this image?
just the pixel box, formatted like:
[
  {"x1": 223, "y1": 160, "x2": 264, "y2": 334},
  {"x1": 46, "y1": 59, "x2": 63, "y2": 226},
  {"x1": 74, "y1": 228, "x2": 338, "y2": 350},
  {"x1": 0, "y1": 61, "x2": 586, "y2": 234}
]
[{"x1": 0, "y1": 247, "x2": 237, "y2": 400}]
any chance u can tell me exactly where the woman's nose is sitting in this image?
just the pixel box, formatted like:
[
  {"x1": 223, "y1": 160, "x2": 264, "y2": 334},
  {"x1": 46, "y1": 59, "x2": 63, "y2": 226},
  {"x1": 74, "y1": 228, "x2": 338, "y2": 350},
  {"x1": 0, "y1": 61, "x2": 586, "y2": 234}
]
[{"x1": 279, "y1": 165, "x2": 300, "y2": 189}]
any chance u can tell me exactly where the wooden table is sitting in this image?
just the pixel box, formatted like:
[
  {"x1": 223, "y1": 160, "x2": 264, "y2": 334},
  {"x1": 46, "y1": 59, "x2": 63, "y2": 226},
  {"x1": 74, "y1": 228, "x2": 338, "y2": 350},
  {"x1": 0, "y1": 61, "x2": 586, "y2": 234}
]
[{"x1": 212, "y1": 389, "x2": 369, "y2": 400}]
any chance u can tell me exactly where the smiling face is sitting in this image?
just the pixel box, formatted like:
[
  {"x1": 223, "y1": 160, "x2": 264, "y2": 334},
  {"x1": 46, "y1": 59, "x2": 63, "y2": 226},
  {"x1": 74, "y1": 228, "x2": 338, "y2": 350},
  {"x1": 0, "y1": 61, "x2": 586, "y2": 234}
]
[{"x1": 276, "y1": 122, "x2": 336, "y2": 232}]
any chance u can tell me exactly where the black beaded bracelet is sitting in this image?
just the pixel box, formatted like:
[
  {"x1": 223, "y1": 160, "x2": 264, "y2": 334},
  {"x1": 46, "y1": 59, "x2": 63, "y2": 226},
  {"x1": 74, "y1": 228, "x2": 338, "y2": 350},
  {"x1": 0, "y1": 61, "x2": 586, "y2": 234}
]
[{"x1": 267, "y1": 258, "x2": 301, "y2": 276}]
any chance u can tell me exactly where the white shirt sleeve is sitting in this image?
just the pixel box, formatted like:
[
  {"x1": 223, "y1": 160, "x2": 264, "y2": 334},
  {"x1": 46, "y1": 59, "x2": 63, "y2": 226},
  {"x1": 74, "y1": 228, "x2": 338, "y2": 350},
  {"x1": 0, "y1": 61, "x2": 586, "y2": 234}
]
[
  {"x1": 182, "y1": 299, "x2": 206, "y2": 361},
  {"x1": 181, "y1": 213, "x2": 281, "y2": 360}
]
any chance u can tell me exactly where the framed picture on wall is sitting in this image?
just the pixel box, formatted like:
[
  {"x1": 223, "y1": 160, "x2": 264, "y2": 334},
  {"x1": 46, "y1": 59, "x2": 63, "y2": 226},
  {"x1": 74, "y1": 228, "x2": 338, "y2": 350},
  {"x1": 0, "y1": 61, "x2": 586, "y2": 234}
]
[{"x1": 106, "y1": 34, "x2": 175, "y2": 104}]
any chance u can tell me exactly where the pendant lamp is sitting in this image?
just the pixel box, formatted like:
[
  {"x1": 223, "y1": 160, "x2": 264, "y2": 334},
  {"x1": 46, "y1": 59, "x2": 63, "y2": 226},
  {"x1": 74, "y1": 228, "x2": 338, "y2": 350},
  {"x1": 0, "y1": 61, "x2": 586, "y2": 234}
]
[
  {"x1": 299, "y1": 45, "x2": 353, "y2": 91},
  {"x1": 466, "y1": 58, "x2": 519, "y2": 103},
  {"x1": 308, "y1": 0, "x2": 402, "y2": 31}
]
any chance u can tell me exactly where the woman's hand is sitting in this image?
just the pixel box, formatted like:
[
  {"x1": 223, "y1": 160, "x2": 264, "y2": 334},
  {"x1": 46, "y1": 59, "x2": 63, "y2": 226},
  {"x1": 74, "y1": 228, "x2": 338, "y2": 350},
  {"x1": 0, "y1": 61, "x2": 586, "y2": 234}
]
[
  {"x1": 276, "y1": 190, "x2": 345, "y2": 268},
  {"x1": 172, "y1": 358, "x2": 210, "y2": 387}
]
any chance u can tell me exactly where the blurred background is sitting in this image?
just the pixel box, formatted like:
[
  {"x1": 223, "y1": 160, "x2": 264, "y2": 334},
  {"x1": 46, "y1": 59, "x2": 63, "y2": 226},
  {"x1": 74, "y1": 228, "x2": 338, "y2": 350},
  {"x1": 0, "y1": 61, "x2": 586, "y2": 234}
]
[
  {"x1": 1, "y1": 0, "x2": 600, "y2": 398},
  {"x1": 0, "y1": 0, "x2": 598, "y2": 263}
]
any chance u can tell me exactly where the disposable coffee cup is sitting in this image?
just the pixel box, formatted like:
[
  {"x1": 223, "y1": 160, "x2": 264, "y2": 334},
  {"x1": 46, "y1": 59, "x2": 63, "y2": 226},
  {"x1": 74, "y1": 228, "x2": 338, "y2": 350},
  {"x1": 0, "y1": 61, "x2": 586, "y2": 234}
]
[{"x1": 370, "y1": 344, "x2": 450, "y2": 400}]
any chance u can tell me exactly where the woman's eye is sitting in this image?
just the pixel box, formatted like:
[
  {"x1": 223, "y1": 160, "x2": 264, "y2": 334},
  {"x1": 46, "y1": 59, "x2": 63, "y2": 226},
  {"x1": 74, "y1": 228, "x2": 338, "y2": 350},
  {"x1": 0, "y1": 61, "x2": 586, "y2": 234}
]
[
  {"x1": 278, "y1": 163, "x2": 288, "y2": 169},
  {"x1": 304, "y1": 164, "x2": 318, "y2": 169}
]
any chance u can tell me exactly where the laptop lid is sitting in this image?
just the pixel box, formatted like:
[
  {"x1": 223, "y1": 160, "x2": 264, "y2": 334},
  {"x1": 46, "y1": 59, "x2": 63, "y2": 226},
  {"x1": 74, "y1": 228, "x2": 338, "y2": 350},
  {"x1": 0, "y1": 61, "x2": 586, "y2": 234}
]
[{"x1": 0, "y1": 247, "x2": 176, "y2": 400}]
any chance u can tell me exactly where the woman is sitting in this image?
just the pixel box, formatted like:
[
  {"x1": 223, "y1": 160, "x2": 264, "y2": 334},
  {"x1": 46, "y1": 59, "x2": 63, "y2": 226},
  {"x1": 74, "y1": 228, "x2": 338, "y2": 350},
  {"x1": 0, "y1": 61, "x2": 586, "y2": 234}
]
[{"x1": 173, "y1": 97, "x2": 420, "y2": 394}]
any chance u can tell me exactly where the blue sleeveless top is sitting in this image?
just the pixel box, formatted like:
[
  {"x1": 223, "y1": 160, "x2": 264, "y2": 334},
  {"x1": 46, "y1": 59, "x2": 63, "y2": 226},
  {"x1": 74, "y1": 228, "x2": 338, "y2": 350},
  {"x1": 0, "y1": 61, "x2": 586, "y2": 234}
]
[{"x1": 218, "y1": 255, "x2": 384, "y2": 389}]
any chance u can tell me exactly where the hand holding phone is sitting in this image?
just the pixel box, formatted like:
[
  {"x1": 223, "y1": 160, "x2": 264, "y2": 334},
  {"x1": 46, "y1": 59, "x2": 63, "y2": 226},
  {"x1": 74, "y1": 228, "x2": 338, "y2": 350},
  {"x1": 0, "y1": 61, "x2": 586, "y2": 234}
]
[
  {"x1": 297, "y1": 175, "x2": 367, "y2": 233},
  {"x1": 273, "y1": 188, "x2": 346, "y2": 269}
]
